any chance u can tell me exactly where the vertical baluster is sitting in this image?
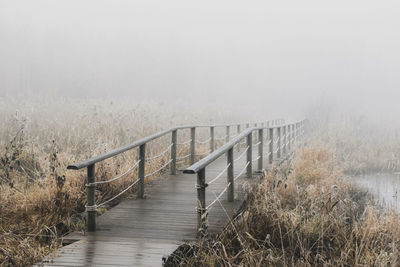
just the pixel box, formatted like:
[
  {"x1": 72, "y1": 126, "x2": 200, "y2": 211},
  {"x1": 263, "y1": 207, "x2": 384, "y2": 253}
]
[
  {"x1": 87, "y1": 164, "x2": 96, "y2": 232},
  {"x1": 254, "y1": 123, "x2": 258, "y2": 141},
  {"x1": 196, "y1": 168, "x2": 206, "y2": 236},
  {"x1": 226, "y1": 126, "x2": 230, "y2": 143},
  {"x1": 227, "y1": 148, "x2": 234, "y2": 202},
  {"x1": 269, "y1": 128, "x2": 274, "y2": 164},
  {"x1": 292, "y1": 124, "x2": 295, "y2": 144},
  {"x1": 190, "y1": 127, "x2": 196, "y2": 164},
  {"x1": 171, "y1": 130, "x2": 177, "y2": 175},
  {"x1": 283, "y1": 125, "x2": 287, "y2": 156},
  {"x1": 258, "y1": 128, "x2": 263, "y2": 171},
  {"x1": 247, "y1": 133, "x2": 252, "y2": 178},
  {"x1": 138, "y1": 144, "x2": 146, "y2": 198}
]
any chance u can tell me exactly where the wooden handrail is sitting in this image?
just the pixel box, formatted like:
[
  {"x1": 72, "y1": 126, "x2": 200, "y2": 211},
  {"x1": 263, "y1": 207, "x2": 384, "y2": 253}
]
[
  {"x1": 183, "y1": 120, "x2": 306, "y2": 236},
  {"x1": 66, "y1": 118, "x2": 295, "y2": 232}
]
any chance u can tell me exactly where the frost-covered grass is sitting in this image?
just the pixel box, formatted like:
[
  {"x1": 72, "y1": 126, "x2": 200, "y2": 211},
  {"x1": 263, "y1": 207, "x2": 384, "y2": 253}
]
[
  {"x1": 0, "y1": 97, "x2": 244, "y2": 266},
  {"x1": 166, "y1": 146, "x2": 400, "y2": 266}
]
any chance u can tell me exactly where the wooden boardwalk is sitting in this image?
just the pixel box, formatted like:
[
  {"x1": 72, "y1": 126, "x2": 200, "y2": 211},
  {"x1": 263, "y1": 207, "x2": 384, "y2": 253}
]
[{"x1": 37, "y1": 154, "x2": 259, "y2": 267}]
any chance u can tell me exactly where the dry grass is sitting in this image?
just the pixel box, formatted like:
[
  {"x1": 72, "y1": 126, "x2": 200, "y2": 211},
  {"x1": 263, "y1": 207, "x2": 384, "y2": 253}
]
[
  {"x1": 165, "y1": 146, "x2": 400, "y2": 266},
  {"x1": 0, "y1": 96, "x2": 243, "y2": 266},
  {"x1": 306, "y1": 116, "x2": 400, "y2": 174}
]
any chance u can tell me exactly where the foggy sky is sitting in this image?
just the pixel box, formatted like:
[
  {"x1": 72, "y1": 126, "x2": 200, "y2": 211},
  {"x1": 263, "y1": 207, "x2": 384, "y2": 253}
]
[{"x1": 1, "y1": 0, "x2": 399, "y2": 122}]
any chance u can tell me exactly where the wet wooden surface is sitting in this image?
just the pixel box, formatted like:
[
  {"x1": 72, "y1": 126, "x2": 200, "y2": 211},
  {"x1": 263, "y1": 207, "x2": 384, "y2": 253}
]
[{"x1": 37, "y1": 152, "x2": 261, "y2": 267}]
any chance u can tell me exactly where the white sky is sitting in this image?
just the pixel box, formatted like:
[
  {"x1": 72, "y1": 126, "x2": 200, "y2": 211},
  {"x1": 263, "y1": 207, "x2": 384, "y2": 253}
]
[{"x1": 1, "y1": 0, "x2": 399, "y2": 121}]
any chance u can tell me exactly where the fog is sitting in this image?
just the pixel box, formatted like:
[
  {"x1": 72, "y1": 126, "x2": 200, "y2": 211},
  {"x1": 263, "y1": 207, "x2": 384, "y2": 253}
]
[{"x1": 1, "y1": 0, "x2": 399, "y2": 122}]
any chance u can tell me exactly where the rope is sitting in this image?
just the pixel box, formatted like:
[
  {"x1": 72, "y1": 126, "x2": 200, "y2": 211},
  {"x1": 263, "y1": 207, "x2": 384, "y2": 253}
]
[
  {"x1": 234, "y1": 146, "x2": 249, "y2": 162},
  {"x1": 252, "y1": 156, "x2": 261, "y2": 162},
  {"x1": 234, "y1": 161, "x2": 249, "y2": 181},
  {"x1": 253, "y1": 141, "x2": 261, "y2": 147},
  {"x1": 196, "y1": 138, "x2": 211, "y2": 145},
  {"x1": 88, "y1": 160, "x2": 140, "y2": 186},
  {"x1": 145, "y1": 144, "x2": 173, "y2": 161},
  {"x1": 177, "y1": 139, "x2": 192, "y2": 145},
  {"x1": 206, "y1": 182, "x2": 231, "y2": 210},
  {"x1": 90, "y1": 178, "x2": 141, "y2": 209},
  {"x1": 208, "y1": 163, "x2": 231, "y2": 185},
  {"x1": 145, "y1": 159, "x2": 173, "y2": 178}
]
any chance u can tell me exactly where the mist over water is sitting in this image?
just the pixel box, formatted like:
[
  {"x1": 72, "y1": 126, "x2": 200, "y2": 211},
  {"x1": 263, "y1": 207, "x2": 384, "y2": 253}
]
[{"x1": 1, "y1": 0, "x2": 400, "y2": 123}]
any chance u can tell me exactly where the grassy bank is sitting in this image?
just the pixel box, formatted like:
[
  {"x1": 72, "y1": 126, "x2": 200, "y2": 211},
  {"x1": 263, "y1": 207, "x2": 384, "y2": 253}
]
[{"x1": 166, "y1": 146, "x2": 400, "y2": 266}]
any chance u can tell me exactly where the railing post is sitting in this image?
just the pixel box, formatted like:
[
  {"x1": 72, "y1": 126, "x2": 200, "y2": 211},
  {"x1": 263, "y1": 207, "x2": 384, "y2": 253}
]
[
  {"x1": 210, "y1": 126, "x2": 215, "y2": 153},
  {"x1": 247, "y1": 133, "x2": 252, "y2": 178},
  {"x1": 246, "y1": 123, "x2": 250, "y2": 128},
  {"x1": 227, "y1": 148, "x2": 234, "y2": 202},
  {"x1": 258, "y1": 128, "x2": 263, "y2": 171},
  {"x1": 269, "y1": 128, "x2": 274, "y2": 164},
  {"x1": 87, "y1": 164, "x2": 96, "y2": 232},
  {"x1": 197, "y1": 168, "x2": 207, "y2": 236},
  {"x1": 190, "y1": 127, "x2": 196, "y2": 165},
  {"x1": 282, "y1": 125, "x2": 287, "y2": 156},
  {"x1": 171, "y1": 130, "x2": 177, "y2": 175},
  {"x1": 138, "y1": 144, "x2": 146, "y2": 198},
  {"x1": 277, "y1": 127, "x2": 281, "y2": 159},
  {"x1": 236, "y1": 125, "x2": 241, "y2": 152},
  {"x1": 226, "y1": 126, "x2": 230, "y2": 143}
]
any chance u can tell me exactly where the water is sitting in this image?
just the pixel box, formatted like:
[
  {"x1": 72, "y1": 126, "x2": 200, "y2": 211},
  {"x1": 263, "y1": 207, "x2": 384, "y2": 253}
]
[{"x1": 352, "y1": 173, "x2": 400, "y2": 211}]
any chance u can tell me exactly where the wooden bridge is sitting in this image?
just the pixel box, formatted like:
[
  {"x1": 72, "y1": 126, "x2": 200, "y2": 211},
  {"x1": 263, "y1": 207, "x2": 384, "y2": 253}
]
[{"x1": 37, "y1": 119, "x2": 305, "y2": 267}]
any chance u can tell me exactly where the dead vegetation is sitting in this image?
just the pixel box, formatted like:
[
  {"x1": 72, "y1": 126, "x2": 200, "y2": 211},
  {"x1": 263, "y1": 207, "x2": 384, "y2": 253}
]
[
  {"x1": 165, "y1": 146, "x2": 400, "y2": 266},
  {"x1": 0, "y1": 97, "x2": 240, "y2": 267},
  {"x1": 307, "y1": 116, "x2": 400, "y2": 175}
]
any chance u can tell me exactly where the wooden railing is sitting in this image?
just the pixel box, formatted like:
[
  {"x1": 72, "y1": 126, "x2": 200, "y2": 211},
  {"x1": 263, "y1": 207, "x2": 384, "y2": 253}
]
[
  {"x1": 184, "y1": 120, "x2": 306, "y2": 235},
  {"x1": 67, "y1": 118, "x2": 304, "y2": 232}
]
